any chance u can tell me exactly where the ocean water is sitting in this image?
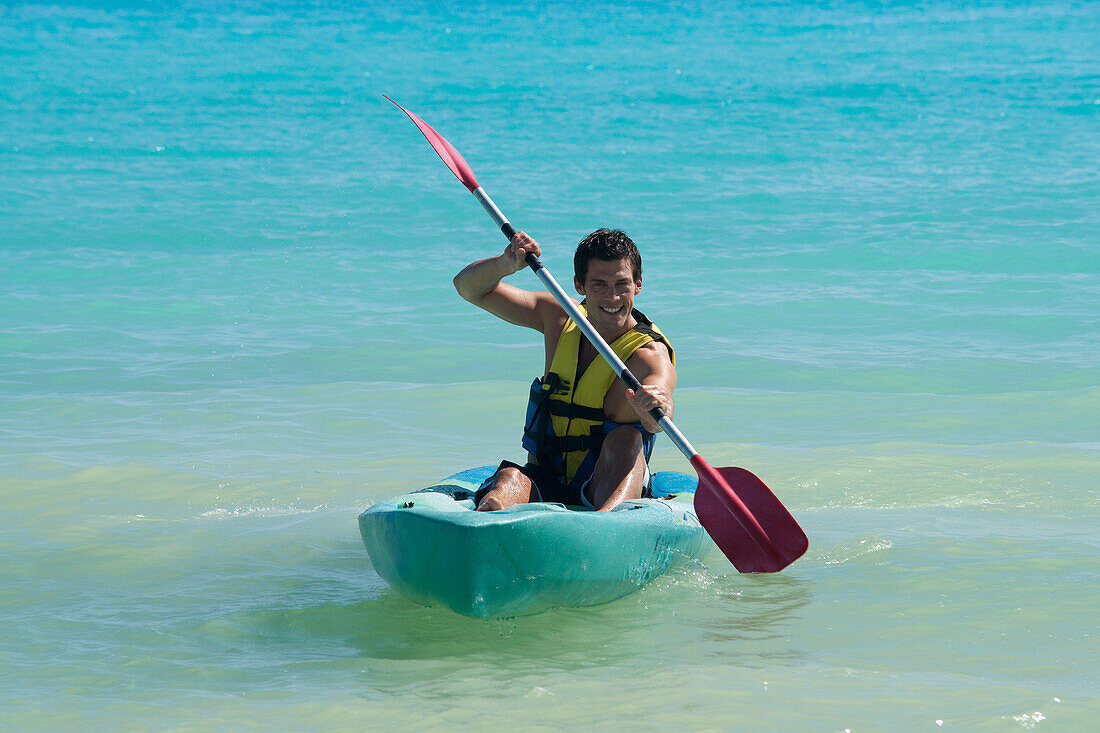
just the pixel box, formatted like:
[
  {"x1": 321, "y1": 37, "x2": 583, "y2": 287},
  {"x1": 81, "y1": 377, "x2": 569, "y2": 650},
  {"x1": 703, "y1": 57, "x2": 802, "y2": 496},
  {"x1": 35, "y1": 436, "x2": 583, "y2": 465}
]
[{"x1": 2, "y1": 0, "x2": 1098, "y2": 729}]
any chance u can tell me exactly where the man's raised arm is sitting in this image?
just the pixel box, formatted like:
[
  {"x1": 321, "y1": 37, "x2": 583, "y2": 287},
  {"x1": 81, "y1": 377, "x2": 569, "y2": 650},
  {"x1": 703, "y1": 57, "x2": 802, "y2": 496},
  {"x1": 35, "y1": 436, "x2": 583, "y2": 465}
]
[{"x1": 453, "y1": 232, "x2": 558, "y2": 332}]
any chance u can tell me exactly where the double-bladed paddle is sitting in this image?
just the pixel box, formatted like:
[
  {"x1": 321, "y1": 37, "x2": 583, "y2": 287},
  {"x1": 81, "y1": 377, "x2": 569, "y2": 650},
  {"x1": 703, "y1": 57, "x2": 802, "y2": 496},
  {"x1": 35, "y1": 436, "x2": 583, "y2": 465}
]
[{"x1": 385, "y1": 96, "x2": 808, "y2": 572}]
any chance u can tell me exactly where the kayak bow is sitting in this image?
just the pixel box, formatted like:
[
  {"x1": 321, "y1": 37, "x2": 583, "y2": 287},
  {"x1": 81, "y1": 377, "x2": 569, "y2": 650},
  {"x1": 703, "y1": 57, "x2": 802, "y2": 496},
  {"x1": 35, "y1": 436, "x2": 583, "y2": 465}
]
[{"x1": 360, "y1": 467, "x2": 708, "y2": 617}]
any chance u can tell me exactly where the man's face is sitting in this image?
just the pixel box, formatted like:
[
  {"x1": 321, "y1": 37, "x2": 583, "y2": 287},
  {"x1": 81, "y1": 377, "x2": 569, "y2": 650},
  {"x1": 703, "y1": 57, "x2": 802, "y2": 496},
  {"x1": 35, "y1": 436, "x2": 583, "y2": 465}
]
[{"x1": 575, "y1": 258, "x2": 642, "y2": 332}]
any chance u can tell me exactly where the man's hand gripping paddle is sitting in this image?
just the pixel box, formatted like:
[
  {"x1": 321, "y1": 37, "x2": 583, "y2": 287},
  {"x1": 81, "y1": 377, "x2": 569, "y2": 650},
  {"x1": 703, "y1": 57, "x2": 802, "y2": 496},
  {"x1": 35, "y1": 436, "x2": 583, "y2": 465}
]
[{"x1": 385, "y1": 96, "x2": 808, "y2": 572}]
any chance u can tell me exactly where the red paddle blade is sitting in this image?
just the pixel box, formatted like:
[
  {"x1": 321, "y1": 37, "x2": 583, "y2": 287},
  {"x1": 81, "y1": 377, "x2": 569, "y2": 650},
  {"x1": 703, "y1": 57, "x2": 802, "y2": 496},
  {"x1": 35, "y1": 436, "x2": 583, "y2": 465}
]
[
  {"x1": 384, "y1": 96, "x2": 480, "y2": 192},
  {"x1": 691, "y1": 456, "x2": 808, "y2": 573}
]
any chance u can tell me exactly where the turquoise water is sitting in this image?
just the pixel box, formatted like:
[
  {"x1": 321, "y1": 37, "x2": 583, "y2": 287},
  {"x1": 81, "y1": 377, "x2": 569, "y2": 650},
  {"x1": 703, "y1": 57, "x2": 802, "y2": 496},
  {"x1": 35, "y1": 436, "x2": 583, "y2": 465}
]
[{"x1": 2, "y1": 1, "x2": 1098, "y2": 729}]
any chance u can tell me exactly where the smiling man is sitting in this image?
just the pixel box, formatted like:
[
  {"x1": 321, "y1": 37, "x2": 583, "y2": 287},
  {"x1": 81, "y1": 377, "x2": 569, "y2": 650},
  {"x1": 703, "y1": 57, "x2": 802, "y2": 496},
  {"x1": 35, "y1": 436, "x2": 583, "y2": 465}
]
[{"x1": 453, "y1": 228, "x2": 676, "y2": 512}]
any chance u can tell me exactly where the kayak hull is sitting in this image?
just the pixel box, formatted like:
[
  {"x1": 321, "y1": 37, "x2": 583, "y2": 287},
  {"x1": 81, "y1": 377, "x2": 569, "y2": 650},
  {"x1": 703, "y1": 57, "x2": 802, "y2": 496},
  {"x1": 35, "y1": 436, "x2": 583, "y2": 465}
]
[{"x1": 358, "y1": 466, "x2": 709, "y2": 618}]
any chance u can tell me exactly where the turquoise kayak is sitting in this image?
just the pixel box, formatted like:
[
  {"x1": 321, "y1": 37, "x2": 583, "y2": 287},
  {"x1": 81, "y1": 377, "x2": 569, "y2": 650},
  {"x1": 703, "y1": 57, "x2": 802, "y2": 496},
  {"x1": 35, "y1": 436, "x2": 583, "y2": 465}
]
[{"x1": 358, "y1": 466, "x2": 710, "y2": 618}]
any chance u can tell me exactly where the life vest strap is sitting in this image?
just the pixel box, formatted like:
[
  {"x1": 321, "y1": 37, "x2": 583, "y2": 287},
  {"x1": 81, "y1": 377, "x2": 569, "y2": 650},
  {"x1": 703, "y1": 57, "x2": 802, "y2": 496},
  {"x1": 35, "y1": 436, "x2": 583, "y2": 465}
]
[
  {"x1": 524, "y1": 431, "x2": 600, "y2": 457},
  {"x1": 545, "y1": 398, "x2": 605, "y2": 424}
]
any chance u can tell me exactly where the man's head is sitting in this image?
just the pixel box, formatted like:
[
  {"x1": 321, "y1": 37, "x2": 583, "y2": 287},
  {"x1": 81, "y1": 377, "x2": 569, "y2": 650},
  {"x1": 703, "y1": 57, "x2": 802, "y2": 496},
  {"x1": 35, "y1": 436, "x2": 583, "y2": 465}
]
[
  {"x1": 573, "y1": 229, "x2": 642, "y2": 284},
  {"x1": 573, "y1": 229, "x2": 643, "y2": 332}
]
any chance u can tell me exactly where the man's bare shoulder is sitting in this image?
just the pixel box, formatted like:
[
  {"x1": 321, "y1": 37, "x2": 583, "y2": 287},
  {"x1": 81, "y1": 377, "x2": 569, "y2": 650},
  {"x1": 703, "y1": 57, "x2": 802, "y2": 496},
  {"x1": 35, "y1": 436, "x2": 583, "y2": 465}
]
[
  {"x1": 625, "y1": 339, "x2": 674, "y2": 374},
  {"x1": 532, "y1": 291, "x2": 571, "y2": 334}
]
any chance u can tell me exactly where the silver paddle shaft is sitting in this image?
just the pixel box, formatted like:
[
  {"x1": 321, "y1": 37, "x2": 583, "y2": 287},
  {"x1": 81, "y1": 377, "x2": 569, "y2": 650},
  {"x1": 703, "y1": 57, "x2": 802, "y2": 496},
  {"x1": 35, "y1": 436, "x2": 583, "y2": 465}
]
[{"x1": 471, "y1": 185, "x2": 698, "y2": 461}]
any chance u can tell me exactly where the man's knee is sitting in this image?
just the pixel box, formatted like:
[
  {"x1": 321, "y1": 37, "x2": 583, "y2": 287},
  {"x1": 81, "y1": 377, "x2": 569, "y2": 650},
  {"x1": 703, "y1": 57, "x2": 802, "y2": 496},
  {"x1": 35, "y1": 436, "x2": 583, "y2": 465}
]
[
  {"x1": 601, "y1": 425, "x2": 644, "y2": 459},
  {"x1": 592, "y1": 425, "x2": 647, "y2": 477},
  {"x1": 586, "y1": 427, "x2": 647, "y2": 509},
  {"x1": 476, "y1": 466, "x2": 530, "y2": 511},
  {"x1": 495, "y1": 465, "x2": 531, "y2": 491},
  {"x1": 476, "y1": 493, "x2": 505, "y2": 512}
]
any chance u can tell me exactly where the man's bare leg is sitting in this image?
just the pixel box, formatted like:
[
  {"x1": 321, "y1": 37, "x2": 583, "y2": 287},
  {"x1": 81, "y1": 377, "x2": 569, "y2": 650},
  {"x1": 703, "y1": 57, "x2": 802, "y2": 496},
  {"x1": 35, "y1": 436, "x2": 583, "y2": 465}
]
[
  {"x1": 584, "y1": 426, "x2": 648, "y2": 511},
  {"x1": 476, "y1": 465, "x2": 538, "y2": 511}
]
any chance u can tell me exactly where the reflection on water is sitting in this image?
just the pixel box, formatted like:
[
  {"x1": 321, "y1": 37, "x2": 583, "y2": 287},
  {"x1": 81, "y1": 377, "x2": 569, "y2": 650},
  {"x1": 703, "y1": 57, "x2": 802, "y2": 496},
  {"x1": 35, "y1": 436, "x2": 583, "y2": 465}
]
[
  {"x1": 221, "y1": 538, "x2": 819, "y2": 694},
  {"x1": 700, "y1": 573, "x2": 815, "y2": 654}
]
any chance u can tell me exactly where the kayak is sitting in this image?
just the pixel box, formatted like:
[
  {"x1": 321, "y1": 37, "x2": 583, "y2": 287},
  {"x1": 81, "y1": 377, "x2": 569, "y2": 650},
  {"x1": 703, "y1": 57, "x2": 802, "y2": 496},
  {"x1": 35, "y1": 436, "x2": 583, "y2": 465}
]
[{"x1": 358, "y1": 465, "x2": 711, "y2": 618}]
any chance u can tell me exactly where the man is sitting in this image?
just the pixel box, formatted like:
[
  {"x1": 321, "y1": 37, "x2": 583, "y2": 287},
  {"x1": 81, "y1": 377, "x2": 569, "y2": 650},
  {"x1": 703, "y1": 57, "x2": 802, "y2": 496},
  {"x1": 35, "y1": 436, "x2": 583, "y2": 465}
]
[{"x1": 453, "y1": 228, "x2": 676, "y2": 512}]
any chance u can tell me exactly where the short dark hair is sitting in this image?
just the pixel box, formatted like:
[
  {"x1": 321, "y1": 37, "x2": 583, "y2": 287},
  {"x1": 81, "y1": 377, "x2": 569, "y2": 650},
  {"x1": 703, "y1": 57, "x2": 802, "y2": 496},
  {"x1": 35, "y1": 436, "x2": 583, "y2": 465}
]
[{"x1": 574, "y1": 229, "x2": 642, "y2": 283}]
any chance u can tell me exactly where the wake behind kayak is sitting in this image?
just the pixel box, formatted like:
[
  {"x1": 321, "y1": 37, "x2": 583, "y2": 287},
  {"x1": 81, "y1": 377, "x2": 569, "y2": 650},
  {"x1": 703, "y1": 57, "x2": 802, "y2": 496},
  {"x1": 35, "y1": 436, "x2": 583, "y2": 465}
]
[{"x1": 359, "y1": 466, "x2": 711, "y2": 618}]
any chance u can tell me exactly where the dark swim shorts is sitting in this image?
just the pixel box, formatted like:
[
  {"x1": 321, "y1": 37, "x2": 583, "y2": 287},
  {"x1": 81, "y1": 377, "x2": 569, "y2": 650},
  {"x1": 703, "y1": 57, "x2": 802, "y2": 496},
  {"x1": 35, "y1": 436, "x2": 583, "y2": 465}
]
[{"x1": 474, "y1": 460, "x2": 652, "y2": 509}]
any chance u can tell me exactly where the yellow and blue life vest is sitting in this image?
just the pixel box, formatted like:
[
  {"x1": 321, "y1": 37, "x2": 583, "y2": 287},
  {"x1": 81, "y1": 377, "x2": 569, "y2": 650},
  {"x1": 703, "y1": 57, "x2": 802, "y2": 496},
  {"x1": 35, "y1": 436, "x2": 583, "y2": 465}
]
[{"x1": 521, "y1": 304, "x2": 675, "y2": 490}]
